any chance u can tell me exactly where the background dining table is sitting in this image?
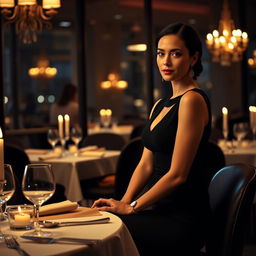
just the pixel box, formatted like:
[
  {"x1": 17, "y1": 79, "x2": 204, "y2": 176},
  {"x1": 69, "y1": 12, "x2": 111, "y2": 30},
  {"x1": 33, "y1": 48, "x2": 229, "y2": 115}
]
[
  {"x1": 27, "y1": 150, "x2": 121, "y2": 202},
  {"x1": 0, "y1": 211, "x2": 139, "y2": 256},
  {"x1": 218, "y1": 141, "x2": 256, "y2": 166}
]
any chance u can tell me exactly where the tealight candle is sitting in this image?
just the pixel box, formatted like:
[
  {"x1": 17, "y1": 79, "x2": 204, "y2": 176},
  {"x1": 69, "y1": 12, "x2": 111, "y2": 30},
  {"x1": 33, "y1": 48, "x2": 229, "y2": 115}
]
[
  {"x1": 7, "y1": 205, "x2": 34, "y2": 230},
  {"x1": 14, "y1": 211, "x2": 30, "y2": 227}
]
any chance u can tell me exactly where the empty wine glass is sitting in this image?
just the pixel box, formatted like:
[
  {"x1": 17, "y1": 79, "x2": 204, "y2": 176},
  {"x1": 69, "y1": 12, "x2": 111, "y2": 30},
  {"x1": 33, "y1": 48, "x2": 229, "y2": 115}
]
[
  {"x1": 0, "y1": 164, "x2": 15, "y2": 221},
  {"x1": 233, "y1": 122, "x2": 249, "y2": 143},
  {"x1": 47, "y1": 129, "x2": 59, "y2": 152},
  {"x1": 22, "y1": 164, "x2": 55, "y2": 237},
  {"x1": 71, "y1": 126, "x2": 83, "y2": 156}
]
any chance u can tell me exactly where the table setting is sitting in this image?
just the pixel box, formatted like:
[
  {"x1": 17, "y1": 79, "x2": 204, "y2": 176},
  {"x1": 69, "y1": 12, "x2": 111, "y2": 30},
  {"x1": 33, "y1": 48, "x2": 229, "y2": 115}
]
[
  {"x1": 25, "y1": 117, "x2": 120, "y2": 202},
  {"x1": 0, "y1": 161, "x2": 139, "y2": 256}
]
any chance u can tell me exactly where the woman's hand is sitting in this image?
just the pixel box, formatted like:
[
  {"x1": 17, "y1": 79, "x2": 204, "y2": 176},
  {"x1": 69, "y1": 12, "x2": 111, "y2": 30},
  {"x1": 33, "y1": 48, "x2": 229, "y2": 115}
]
[{"x1": 92, "y1": 198, "x2": 134, "y2": 215}]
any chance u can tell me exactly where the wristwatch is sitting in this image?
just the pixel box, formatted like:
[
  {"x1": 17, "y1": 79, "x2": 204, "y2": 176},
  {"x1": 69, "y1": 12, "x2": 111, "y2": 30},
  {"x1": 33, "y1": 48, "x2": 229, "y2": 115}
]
[{"x1": 130, "y1": 200, "x2": 137, "y2": 213}]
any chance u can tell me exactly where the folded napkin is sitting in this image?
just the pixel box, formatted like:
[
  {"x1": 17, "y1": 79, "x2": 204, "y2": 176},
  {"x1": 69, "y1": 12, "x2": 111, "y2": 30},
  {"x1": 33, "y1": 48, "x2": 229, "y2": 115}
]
[
  {"x1": 38, "y1": 152, "x2": 62, "y2": 160},
  {"x1": 25, "y1": 149, "x2": 50, "y2": 155},
  {"x1": 79, "y1": 146, "x2": 106, "y2": 153},
  {"x1": 79, "y1": 151, "x2": 105, "y2": 158},
  {"x1": 39, "y1": 207, "x2": 101, "y2": 221},
  {"x1": 79, "y1": 145, "x2": 99, "y2": 152},
  {"x1": 40, "y1": 200, "x2": 78, "y2": 216}
]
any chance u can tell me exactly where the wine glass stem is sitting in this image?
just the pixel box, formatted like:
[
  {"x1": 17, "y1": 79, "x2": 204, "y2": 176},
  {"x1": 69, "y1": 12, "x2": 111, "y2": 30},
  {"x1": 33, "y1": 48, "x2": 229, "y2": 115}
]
[
  {"x1": 0, "y1": 204, "x2": 4, "y2": 221},
  {"x1": 34, "y1": 204, "x2": 41, "y2": 233}
]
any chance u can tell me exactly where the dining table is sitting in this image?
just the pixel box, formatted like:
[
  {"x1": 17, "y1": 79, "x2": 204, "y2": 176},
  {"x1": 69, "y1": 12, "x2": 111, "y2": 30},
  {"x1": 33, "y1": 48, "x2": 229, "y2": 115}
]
[
  {"x1": 218, "y1": 140, "x2": 256, "y2": 166},
  {"x1": 218, "y1": 140, "x2": 256, "y2": 203},
  {"x1": 26, "y1": 150, "x2": 121, "y2": 202},
  {"x1": 0, "y1": 211, "x2": 140, "y2": 256}
]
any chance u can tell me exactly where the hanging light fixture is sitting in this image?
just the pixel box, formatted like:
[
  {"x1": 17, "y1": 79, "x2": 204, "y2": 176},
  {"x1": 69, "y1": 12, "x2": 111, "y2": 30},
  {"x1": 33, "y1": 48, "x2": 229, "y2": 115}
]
[
  {"x1": 0, "y1": 0, "x2": 61, "y2": 44},
  {"x1": 248, "y1": 50, "x2": 256, "y2": 69},
  {"x1": 206, "y1": 0, "x2": 248, "y2": 66},
  {"x1": 28, "y1": 53, "x2": 57, "y2": 79},
  {"x1": 101, "y1": 73, "x2": 128, "y2": 90}
]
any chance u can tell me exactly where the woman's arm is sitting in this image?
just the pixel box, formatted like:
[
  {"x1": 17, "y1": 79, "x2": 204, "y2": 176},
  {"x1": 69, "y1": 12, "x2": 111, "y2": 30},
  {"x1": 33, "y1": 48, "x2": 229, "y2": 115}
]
[
  {"x1": 92, "y1": 92, "x2": 208, "y2": 214},
  {"x1": 132, "y1": 91, "x2": 209, "y2": 212}
]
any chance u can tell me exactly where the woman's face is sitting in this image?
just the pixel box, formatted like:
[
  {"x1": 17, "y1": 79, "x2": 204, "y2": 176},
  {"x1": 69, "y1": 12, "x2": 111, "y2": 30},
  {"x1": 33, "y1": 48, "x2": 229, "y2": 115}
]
[{"x1": 157, "y1": 34, "x2": 197, "y2": 82}]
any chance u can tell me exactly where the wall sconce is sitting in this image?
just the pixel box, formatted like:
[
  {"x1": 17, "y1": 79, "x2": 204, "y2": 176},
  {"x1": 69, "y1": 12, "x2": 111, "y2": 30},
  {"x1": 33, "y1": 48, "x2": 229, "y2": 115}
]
[
  {"x1": 0, "y1": 0, "x2": 61, "y2": 44},
  {"x1": 28, "y1": 55, "x2": 57, "y2": 79},
  {"x1": 101, "y1": 73, "x2": 128, "y2": 90},
  {"x1": 248, "y1": 50, "x2": 256, "y2": 69}
]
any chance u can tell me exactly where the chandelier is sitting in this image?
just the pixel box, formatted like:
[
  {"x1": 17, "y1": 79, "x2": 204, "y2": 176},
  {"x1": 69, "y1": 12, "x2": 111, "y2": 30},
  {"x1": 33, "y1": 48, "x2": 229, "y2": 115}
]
[
  {"x1": 101, "y1": 73, "x2": 128, "y2": 90},
  {"x1": 28, "y1": 54, "x2": 57, "y2": 79},
  {"x1": 0, "y1": 0, "x2": 61, "y2": 44},
  {"x1": 206, "y1": 0, "x2": 248, "y2": 66},
  {"x1": 248, "y1": 50, "x2": 256, "y2": 69}
]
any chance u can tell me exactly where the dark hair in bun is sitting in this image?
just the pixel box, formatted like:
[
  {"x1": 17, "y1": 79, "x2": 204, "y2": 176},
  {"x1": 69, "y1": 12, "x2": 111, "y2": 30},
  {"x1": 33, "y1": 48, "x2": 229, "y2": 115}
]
[{"x1": 156, "y1": 23, "x2": 203, "y2": 80}]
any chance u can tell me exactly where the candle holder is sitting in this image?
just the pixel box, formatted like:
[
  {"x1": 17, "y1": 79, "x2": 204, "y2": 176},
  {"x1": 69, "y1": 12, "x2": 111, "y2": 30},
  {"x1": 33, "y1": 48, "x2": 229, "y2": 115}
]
[
  {"x1": 6, "y1": 205, "x2": 34, "y2": 230},
  {"x1": 60, "y1": 138, "x2": 67, "y2": 157}
]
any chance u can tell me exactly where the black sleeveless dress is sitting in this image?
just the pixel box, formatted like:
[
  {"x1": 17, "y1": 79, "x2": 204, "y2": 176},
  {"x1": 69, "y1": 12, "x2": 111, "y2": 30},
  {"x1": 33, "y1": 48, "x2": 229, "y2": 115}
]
[{"x1": 119, "y1": 88, "x2": 212, "y2": 256}]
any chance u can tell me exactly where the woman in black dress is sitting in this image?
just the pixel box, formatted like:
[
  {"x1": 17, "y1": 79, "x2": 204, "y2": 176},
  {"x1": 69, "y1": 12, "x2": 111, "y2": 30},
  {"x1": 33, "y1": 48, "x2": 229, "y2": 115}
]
[{"x1": 92, "y1": 23, "x2": 211, "y2": 256}]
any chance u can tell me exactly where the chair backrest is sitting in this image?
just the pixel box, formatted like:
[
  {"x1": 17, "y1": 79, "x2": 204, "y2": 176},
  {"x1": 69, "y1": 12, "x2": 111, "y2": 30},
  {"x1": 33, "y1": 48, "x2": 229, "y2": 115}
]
[
  {"x1": 82, "y1": 132, "x2": 126, "y2": 150},
  {"x1": 206, "y1": 164, "x2": 256, "y2": 256},
  {"x1": 203, "y1": 141, "x2": 226, "y2": 184},
  {"x1": 114, "y1": 137, "x2": 144, "y2": 199},
  {"x1": 4, "y1": 144, "x2": 31, "y2": 205}
]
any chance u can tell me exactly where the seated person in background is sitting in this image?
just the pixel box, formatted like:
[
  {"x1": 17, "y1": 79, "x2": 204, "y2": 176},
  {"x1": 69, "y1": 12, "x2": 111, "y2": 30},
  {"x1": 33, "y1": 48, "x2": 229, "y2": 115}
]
[
  {"x1": 92, "y1": 22, "x2": 212, "y2": 256},
  {"x1": 50, "y1": 83, "x2": 79, "y2": 125}
]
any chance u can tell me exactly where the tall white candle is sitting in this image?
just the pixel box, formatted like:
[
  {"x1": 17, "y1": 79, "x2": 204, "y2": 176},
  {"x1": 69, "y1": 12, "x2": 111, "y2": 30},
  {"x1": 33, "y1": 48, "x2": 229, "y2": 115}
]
[
  {"x1": 222, "y1": 107, "x2": 228, "y2": 139},
  {"x1": 0, "y1": 128, "x2": 4, "y2": 181},
  {"x1": 64, "y1": 114, "x2": 70, "y2": 139},
  {"x1": 249, "y1": 106, "x2": 254, "y2": 130},
  {"x1": 254, "y1": 107, "x2": 256, "y2": 130},
  {"x1": 58, "y1": 115, "x2": 64, "y2": 139}
]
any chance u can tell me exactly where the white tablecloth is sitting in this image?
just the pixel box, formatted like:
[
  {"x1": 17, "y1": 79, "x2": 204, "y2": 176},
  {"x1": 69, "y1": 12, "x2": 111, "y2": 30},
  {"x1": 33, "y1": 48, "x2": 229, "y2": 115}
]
[
  {"x1": 0, "y1": 211, "x2": 140, "y2": 256},
  {"x1": 28, "y1": 151, "x2": 120, "y2": 202},
  {"x1": 221, "y1": 145, "x2": 256, "y2": 167}
]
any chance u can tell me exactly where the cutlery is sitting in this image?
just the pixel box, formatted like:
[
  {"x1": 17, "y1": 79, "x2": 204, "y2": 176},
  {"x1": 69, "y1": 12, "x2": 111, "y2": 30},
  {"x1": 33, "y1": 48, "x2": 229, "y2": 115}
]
[
  {"x1": 21, "y1": 235, "x2": 98, "y2": 245},
  {"x1": 4, "y1": 234, "x2": 31, "y2": 256},
  {"x1": 39, "y1": 217, "x2": 110, "y2": 228}
]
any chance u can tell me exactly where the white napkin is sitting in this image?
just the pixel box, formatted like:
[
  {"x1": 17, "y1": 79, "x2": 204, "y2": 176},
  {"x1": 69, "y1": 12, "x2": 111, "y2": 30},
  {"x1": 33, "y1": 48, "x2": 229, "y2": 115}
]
[
  {"x1": 25, "y1": 149, "x2": 50, "y2": 155},
  {"x1": 38, "y1": 152, "x2": 62, "y2": 160},
  {"x1": 79, "y1": 145, "x2": 99, "y2": 152},
  {"x1": 40, "y1": 200, "x2": 78, "y2": 216},
  {"x1": 79, "y1": 151, "x2": 105, "y2": 158}
]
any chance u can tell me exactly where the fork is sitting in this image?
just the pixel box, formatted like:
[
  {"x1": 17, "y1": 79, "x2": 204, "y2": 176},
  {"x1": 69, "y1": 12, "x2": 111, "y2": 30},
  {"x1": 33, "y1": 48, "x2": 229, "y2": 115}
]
[{"x1": 4, "y1": 235, "x2": 31, "y2": 256}]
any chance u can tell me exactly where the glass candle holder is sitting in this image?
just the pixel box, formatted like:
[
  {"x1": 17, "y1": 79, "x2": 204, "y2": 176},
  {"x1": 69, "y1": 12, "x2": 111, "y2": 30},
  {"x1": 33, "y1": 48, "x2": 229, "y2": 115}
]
[{"x1": 7, "y1": 205, "x2": 34, "y2": 230}]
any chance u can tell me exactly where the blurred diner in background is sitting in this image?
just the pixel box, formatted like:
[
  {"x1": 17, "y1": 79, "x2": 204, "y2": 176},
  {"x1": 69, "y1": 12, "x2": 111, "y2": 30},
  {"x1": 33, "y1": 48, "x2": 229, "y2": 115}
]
[{"x1": 0, "y1": 1, "x2": 256, "y2": 255}]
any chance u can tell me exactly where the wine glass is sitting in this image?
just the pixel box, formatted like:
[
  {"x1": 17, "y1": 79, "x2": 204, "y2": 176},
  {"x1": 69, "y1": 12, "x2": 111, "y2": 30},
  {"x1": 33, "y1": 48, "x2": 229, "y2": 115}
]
[
  {"x1": 22, "y1": 164, "x2": 55, "y2": 237},
  {"x1": 101, "y1": 115, "x2": 112, "y2": 129},
  {"x1": 0, "y1": 164, "x2": 16, "y2": 221},
  {"x1": 47, "y1": 128, "x2": 59, "y2": 152},
  {"x1": 71, "y1": 126, "x2": 83, "y2": 156},
  {"x1": 233, "y1": 122, "x2": 249, "y2": 144}
]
